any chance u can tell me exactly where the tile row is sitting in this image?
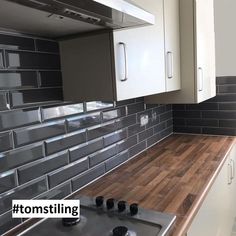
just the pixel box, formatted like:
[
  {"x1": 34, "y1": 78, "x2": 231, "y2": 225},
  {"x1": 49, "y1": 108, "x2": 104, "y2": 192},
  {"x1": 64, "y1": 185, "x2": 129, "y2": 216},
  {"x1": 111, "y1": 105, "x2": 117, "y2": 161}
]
[{"x1": 0, "y1": 33, "x2": 59, "y2": 53}]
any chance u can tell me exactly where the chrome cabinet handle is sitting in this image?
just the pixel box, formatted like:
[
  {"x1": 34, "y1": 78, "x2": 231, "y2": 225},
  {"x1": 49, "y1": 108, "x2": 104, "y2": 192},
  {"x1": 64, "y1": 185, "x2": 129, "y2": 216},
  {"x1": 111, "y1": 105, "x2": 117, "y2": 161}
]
[
  {"x1": 167, "y1": 51, "x2": 173, "y2": 79},
  {"x1": 119, "y1": 42, "x2": 128, "y2": 82},
  {"x1": 198, "y1": 67, "x2": 203, "y2": 92},
  {"x1": 228, "y1": 163, "x2": 232, "y2": 185},
  {"x1": 231, "y1": 159, "x2": 235, "y2": 179}
]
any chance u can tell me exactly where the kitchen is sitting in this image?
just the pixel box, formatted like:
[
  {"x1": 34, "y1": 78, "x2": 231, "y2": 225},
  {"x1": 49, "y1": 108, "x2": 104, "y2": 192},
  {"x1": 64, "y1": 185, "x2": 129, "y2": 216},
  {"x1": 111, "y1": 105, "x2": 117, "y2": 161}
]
[{"x1": 0, "y1": 0, "x2": 235, "y2": 235}]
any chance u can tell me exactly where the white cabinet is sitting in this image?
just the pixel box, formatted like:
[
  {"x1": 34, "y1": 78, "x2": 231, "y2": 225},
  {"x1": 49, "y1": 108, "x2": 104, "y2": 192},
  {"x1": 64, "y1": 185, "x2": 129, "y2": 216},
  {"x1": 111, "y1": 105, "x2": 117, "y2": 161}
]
[
  {"x1": 145, "y1": 0, "x2": 216, "y2": 104},
  {"x1": 187, "y1": 145, "x2": 236, "y2": 236},
  {"x1": 60, "y1": 0, "x2": 166, "y2": 102}
]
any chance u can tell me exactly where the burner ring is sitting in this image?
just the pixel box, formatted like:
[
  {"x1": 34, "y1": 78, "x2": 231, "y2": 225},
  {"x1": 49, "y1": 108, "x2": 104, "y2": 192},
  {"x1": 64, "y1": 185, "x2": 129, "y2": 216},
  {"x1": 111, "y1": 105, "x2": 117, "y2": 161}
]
[{"x1": 112, "y1": 226, "x2": 129, "y2": 236}]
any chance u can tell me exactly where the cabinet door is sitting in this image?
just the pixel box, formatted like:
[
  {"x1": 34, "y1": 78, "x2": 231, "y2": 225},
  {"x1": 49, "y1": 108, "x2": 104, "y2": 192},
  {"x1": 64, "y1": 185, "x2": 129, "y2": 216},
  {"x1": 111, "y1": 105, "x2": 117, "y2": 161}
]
[
  {"x1": 187, "y1": 156, "x2": 232, "y2": 236},
  {"x1": 113, "y1": 0, "x2": 166, "y2": 101},
  {"x1": 164, "y1": 0, "x2": 181, "y2": 92},
  {"x1": 195, "y1": 0, "x2": 216, "y2": 103}
]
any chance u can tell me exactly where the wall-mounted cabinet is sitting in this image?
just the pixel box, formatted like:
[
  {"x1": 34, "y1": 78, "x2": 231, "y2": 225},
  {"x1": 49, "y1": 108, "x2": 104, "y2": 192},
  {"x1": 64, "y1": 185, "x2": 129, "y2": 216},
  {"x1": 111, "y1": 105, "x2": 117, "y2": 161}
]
[
  {"x1": 146, "y1": 0, "x2": 216, "y2": 104},
  {"x1": 187, "y1": 145, "x2": 236, "y2": 236},
  {"x1": 59, "y1": 0, "x2": 181, "y2": 102}
]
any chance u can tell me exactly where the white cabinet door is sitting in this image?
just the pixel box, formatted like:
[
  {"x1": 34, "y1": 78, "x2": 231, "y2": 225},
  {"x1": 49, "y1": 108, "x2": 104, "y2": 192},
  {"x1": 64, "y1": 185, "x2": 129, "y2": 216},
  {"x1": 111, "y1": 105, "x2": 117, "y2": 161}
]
[
  {"x1": 195, "y1": 0, "x2": 216, "y2": 103},
  {"x1": 113, "y1": 0, "x2": 166, "y2": 101},
  {"x1": 164, "y1": 0, "x2": 181, "y2": 92}
]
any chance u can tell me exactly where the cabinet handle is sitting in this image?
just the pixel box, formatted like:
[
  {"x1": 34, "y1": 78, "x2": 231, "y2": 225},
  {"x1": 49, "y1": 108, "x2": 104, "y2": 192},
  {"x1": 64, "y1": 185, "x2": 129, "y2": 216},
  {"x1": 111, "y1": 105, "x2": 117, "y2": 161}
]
[
  {"x1": 198, "y1": 67, "x2": 203, "y2": 92},
  {"x1": 231, "y1": 159, "x2": 235, "y2": 179},
  {"x1": 167, "y1": 51, "x2": 173, "y2": 79},
  {"x1": 119, "y1": 42, "x2": 128, "y2": 82},
  {"x1": 228, "y1": 163, "x2": 232, "y2": 185}
]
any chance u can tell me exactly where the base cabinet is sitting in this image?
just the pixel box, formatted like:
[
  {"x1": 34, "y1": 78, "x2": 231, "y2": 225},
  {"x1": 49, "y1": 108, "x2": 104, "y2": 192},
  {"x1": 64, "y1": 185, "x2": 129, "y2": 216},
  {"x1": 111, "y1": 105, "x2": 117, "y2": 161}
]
[{"x1": 187, "y1": 144, "x2": 236, "y2": 236}]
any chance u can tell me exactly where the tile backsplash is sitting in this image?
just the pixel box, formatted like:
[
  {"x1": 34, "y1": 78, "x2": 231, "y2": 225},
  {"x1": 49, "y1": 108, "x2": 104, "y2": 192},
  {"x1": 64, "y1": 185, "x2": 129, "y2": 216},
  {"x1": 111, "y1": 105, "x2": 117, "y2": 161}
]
[
  {"x1": 0, "y1": 32, "x2": 173, "y2": 234},
  {"x1": 173, "y1": 77, "x2": 236, "y2": 135}
]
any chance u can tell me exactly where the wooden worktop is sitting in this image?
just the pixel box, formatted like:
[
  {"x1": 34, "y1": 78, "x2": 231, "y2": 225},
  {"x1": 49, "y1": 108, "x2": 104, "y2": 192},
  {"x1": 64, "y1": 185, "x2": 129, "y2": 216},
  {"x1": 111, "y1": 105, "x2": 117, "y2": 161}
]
[{"x1": 78, "y1": 134, "x2": 235, "y2": 236}]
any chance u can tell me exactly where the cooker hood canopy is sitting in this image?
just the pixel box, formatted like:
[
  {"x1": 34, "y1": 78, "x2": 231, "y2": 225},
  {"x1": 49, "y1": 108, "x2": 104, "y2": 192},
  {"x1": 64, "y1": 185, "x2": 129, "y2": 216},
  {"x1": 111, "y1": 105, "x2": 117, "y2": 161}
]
[{"x1": 0, "y1": 0, "x2": 155, "y2": 38}]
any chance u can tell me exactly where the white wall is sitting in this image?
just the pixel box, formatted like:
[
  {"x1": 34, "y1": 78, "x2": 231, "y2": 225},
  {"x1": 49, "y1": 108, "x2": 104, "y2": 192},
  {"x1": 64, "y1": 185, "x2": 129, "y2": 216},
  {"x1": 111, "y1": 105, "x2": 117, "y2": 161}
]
[{"x1": 215, "y1": 0, "x2": 236, "y2": 76}]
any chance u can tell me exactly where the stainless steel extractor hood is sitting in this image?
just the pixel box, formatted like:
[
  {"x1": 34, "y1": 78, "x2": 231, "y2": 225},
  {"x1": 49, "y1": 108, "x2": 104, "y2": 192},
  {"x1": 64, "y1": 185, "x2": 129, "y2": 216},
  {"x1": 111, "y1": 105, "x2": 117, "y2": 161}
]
[{"x1": 0, "y1": 0, "x2": 155, "y2": 38}]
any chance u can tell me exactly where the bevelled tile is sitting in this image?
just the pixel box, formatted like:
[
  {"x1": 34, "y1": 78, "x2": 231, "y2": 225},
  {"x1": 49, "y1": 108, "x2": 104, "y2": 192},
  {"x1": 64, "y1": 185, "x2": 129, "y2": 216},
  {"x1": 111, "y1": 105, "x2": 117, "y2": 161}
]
[
  {"x1": 153, "y1": 122, "x2": 166, "y2": 134},
  {"x1": 202, "y1": 127, "x2": 236, "y2": 136},
  {"x1": 89, "y1": 145, "x2": 117, "y2": 167},
  {"x1": 10, "y1": 88, "x2": 63, "y2": 108},
  {"x1": 0, "y1": 131, "x2": 13, "y2": 152},
  {"x1": 166, "y1": 119, "x2": 173, "y2": 127},
  {"x1": 102, "y1": 107, "x2": 126, "y2": 121},
  {"x1": 69, "y1": 138, "x2": 103, "y2": 162},
  {"x1": 219, "y1": 85, "x2": 236, "y2": 93},
  {"x1": 86, "y1": 101, "x2": 113, "y2": 112},
  {"x1": 115, "y1": 99, "x2": 135, "y2": 107},
  {"x1": 127, "y1": 102, "x2": 145, "y2": 115},
  {"x1": 37, "y1": 182, "x2": 71, "y2": 200},
  {"x1": 18, "y1": 151, "x2": 69, "y2": 184},
  {"x1": 127, "y1": 123, "x2": 145, "y2": 137},
  {"x1": 159, "y1": 127, "x2": 173, "y2": 140},
  {"x1": 160, "y1": 111, "x2": 172, "y2": 122},
  {"x1": 173, "y1": 118, "x2": 186, "y2": 126},
  {"x1": 42, "y1": 103, "x2": 84, "y2": 121},
  {"x1": 0, "y1": 143, "x2": 44, "y2": 173},
  {"x1": 0, "y1": 91, "x2": 9, "y2": 111},
  {"x1": 0, "y1": 50, "x2": 4, "y2": 68},
  {"x1": 209, "y1": 94, "x2": 236, "y2": 102},
  {"x1": 165, "y1": 104, "x2": 172, "y2": 111},
  {"x1": 219, "y1": 120, "x2": 236, "y2": 128},
  {"x1": 72, "y1": 164, "x2": 105, "y2": 191},
  {"x1": 173, "y1": 110, "x2": 201, "y2": 118},
  {"x1": 48, "y1": 157, "x2": 88, "y2": 188},
  {"x1": 0, "y1": 170, "x2": 16, "y2": 194},
  {"x1": 172, "y1": 104, "x2": 186, "y2": 110},
  {"x1": 67, "y1": 112, "x2": 101, "y2": 132},
  {"x1": 186, "y1": 119, "x2": 219, "y2": 127},
  {"x1": 0, "y1": 210, "x2": 21, "y2": 235},
  {"x1": 147, "y1": 133, "x2": 161, "y2": 147},
  {"x1": 153, "y1": 105, "x2": 167, "y2": 114},
  {"x1": 0, "y1": 108, "x2": 41, "y2": 132},
  {"x1": 116, "y1": 114, "x2": 137, "y2": 129},
  {"x1": 0, "y1": 177, "x2": 47, "y2": 215},
  {"x1": 174, "y1": 126, "x2": 202, "y2": 134},
  {"x1": 185, "y1": 103, "x2": 218, "y2": 111},
  {"x1": 39, "y1": 71, "x2": 62, "y2": 87},
  {"x1": 87, "y1": 121, "x2": 117, "y2": 141},
  {"x1": 45, "y1": 130, "x2": 86, "y2": 155},
  {"x1": 146, "y1": 112, "x2": 160, "y2": 129},
  {"x1": 137, "y1": 109, "x2": 152, "y2": 121},
  {"x1": 117, "y1": 135, "x2": 138, "y2": 153},
  {"x1": 219, "y1": 103, "x2": 236, "y2": 110},
  {"x1": 0, "y1": 34, "x2": 34, "y2": 50},
  {"x1": 129, "y1": 141, "x2": 146, "y2": 158},
  {"x1": 145, "y1": 104, "x2": 159, "y2": 109},
  {"x1": 35, "y1": 39, "x2": 59, "y2": 53},
  {"x1": 105, "y1": 151, "x2": 129, "y2": 171},
  {"x1": 14, "y1": 121, "x2": 65, "y2": 147},
  {"x1": 138, "y1": 128, "x2": 154, "y2": 142},
  {"x1": 202, "y1": 111, "x2": 236, "y2": 119},
  {"x1": 103, "y1": 129, "x2": 127, "y2": 147},
  {"x1": 0, "y1": 71, "x2": 38, "y2": 89},
  {"x1": 216, "y1": 76, "x2": 236, "y2": 85},
  {"x1": 6, "y1": 50, "x2": 60, "y2": 69}
]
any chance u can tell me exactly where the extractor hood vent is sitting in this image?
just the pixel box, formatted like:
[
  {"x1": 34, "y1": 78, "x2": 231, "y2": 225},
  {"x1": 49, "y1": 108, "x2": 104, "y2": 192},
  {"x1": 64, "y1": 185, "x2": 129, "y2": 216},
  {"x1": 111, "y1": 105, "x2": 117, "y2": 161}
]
[{"x1": 0, "y1": 0, "x2": 155, "y2": 38}]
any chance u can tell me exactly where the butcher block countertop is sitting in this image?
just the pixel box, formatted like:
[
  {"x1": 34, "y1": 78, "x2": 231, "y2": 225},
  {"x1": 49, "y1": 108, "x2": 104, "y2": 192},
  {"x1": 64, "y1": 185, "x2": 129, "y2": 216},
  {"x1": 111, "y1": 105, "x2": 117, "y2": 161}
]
[{"x1": 77, "y1": 134, "x2": 235, "y2": 236}]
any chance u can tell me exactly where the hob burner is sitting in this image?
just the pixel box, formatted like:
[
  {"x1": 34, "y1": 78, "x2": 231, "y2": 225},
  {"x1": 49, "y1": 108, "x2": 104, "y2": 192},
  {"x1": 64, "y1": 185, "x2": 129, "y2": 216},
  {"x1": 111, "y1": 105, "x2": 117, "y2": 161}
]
[
  {"x1": 62, "y1": 218, "x2": 80, "y2": 226},
  {"x1": 112, "y1": 226, "x2": 129, "y2": 236}
]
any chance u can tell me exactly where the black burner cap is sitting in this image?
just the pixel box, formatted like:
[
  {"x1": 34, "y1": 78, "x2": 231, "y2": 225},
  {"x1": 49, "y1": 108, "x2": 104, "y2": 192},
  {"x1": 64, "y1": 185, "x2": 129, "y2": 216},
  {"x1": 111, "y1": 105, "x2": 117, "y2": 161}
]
[
  {"x1": 112, "y1": 226, "x2": 128, "y2": 236},
  {"x1": 62, "y1": 218, "x2": 80, "y2": 226}
]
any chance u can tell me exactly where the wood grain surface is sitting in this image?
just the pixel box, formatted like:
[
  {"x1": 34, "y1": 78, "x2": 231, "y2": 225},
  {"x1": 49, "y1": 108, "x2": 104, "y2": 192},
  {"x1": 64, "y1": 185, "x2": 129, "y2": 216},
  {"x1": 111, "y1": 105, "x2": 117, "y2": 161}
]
[{"x1": 78, "y1": 134, "x2": 235, "y2": 236}]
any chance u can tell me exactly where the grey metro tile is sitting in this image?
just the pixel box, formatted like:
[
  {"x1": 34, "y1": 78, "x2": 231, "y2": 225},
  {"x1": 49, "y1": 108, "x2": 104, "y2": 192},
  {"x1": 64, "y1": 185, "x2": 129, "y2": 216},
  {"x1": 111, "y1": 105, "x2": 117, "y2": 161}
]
[
  {"x1": 0, "y1": 177, "x2": 47, "y2": 215},
  {"x1": 0, "y1": 50, "x2": 4, "y2": 68},
  {"x1": 127, "y1": 102, "x2": 145, "y2": 115},
  {"x1": 128, "y1": 123, "x2": 145, "y2": 137},
  {"x1": 0, "y1": 143, "x2": 44, "y2": 173},
  {"x1": 0, "y1": 91, "x2": 9, "y2": 111},
  {"x1": 0, "y1": 170, "x2": 17, "y2": 194},
  {"x1": 116, "y1": 114, "x2": 137, "y2": 129},
  {"x1": 45, "y1": 129, "x2": 86, "y2": 155},
  {"x1": 117, "y1": 135, "x2": 138, "y2": 153},
  {"x1": 35, "y1": 39, "x2": 59, "y2": 53},
  {"x1": 103, "y1": 129, "x2": 127, "y2": 147},
  {"x1": 39, "y1": 71, "x2": 62, "y2": 87},
  {"x1": 14, "y1": 121, "x2": 65, "y2": 147},
  {"x1": 69, "y1": 138, "x2": 103, "y2": 162},
  {"x1": 48, "y1": 157, "x2": 89, "y2": 188},
  {"x1": 105, "y1": 151, "x2": 129, "y2": 171},
  {"x1": 129, "y1": 141, "x2": 146, "y2": 158},
  {"x1": 72, "y1": 164, "x2": 105, "y2": 191},
  {"x1": 89, "y1": 144, "x2": 117, "y2": 167},
  {"x1": 0, "y1": 131, "x2": 13, "y2": 152},
  {"x1": 102, "y1": 107, "x2": 126, "y2": 121},
  {"x1": 138, "y1": 128, "x2": 154, "y2": 142},
  {"x1": 18, "y1": 151, "x2": 69, "y2": 184}
]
